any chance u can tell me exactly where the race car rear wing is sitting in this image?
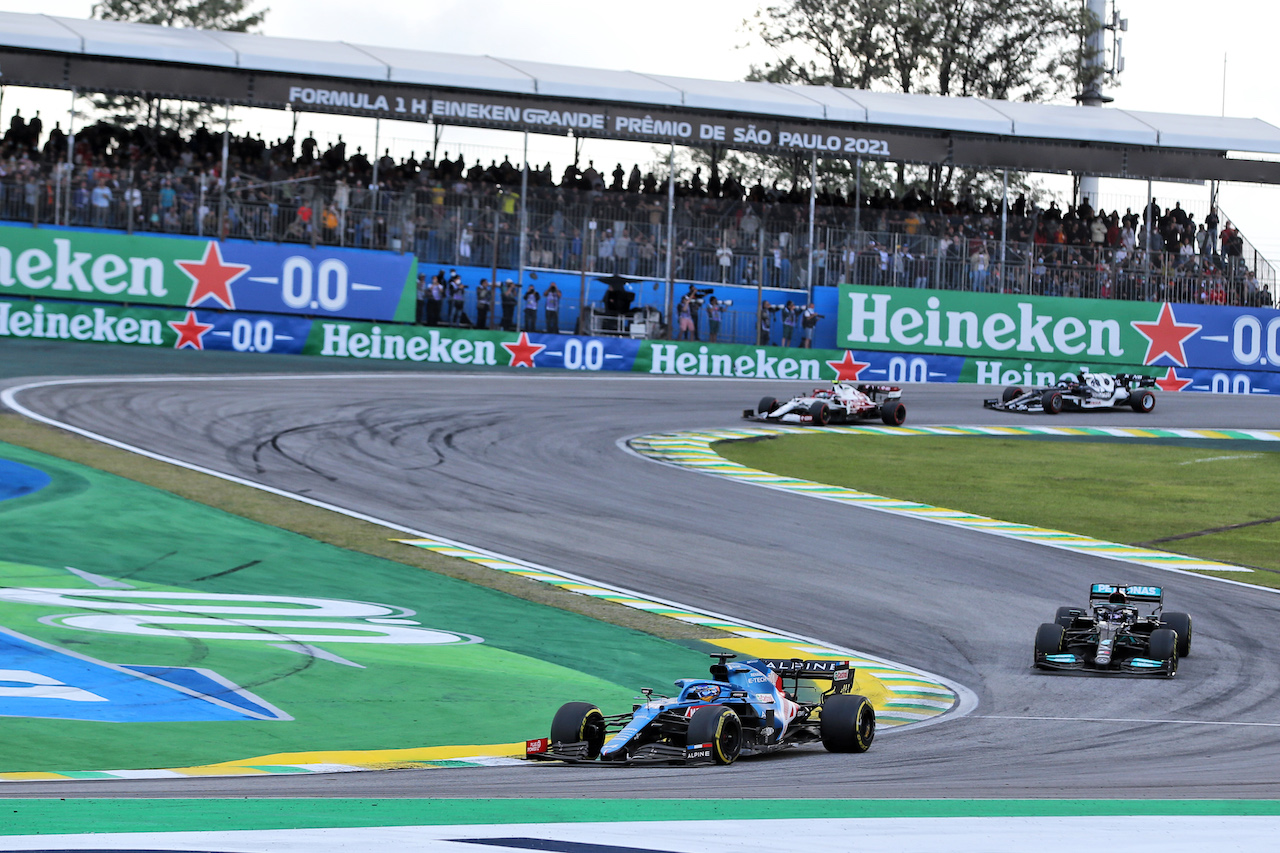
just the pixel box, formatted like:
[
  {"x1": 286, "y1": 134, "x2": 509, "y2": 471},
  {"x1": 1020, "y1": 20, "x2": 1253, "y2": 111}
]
[
  {"x1": 758, "y1": 658, "x2": 856, "y2": 695},
  {"x1": 1089, "y1": 583, "x2": 1163, "y2": 604}
]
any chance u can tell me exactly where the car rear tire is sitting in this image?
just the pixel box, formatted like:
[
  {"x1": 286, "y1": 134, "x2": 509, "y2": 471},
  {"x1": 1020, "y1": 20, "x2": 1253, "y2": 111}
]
[
  {"x1": 1041, "y1": 389, "x2": 1064, "y2": 414},
  {"x1": 1055, "y1": 606, "x2": 1083, "y2": 628},
  {"x1": 879, "y1": 400, "x2": 906, "y2": 426},
  {"x1": 1002, "y1": 386, "x2": 1023, "y2": 403},
  {"x1": 808, "y1": 400, "x2": 831, "y2": 426},
  {"x1": 1130, "y1": 389, "x2": 1155, "y2": 413},
  {"x1": 820, "y1": 693, "x2": 876, "y2": 753},
  {"x1": 550, "y1": 701, "x2": 606, "y2": 759},
  {"x1": 1148, "y1": 627, "x2": 1179, "y2": 674},
  {"x1": 1035, "y1": 622, "x2": 1065, "y2": 665},
  {"x1": 757, "y1": 396, "x2": 778, "y2": 415},
  {"x1": 1159, "y1": 611, "x2": 1193, "y2": 657},
  {"x1": 686, "y1": 704, "x2": 742, "y2": 765}
]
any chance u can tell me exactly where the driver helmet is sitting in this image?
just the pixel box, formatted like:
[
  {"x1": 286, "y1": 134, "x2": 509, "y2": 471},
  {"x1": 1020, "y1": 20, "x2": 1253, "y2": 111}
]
[{"x1": 1108, "y1": 590, "x2": 1128, "y2": 605}]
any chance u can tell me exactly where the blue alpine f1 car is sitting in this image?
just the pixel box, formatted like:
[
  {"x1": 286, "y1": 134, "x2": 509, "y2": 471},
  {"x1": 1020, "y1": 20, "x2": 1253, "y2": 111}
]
[{"x1": 526, "y1": 653, "x2": 876, "y2": 766}]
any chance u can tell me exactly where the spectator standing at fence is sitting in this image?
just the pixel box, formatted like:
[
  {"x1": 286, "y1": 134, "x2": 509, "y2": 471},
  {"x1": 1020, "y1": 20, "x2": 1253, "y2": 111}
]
[
  {"x1": 450, "y1": 273, "x2": 467, "y2": 326},
  {"x1": 544, "y1": 283, "x2": 561, "y2": 334},
  {"x1": 475, "y1": 278, "x2": 493, "y2": 330},
  {"x1": 969, "y1": 243, "x2": 990, "y2": 292},
  {"x1": 706, "y1": 296, "x2": 722, "y2": 343},
  {"x1": 501, "y1": 279, "x2": 519, "y2": 330},
  {"x1": 90, "y1": 178, "x2": 113, "y2": 226},
  {"x1": 780, "y1": 300, "x2": 798, "y2": 347},
  {"x1": 415, "y1": 273, "x2": 428, "y2": 324},
  {"x1": 426, "y1": 272, "x2": 445, "y2": 326},
  {"x1": 459, "y1": 222, "x2": 474, "y2": 260},
  {"x1": 522, "y1": 285, "x2": 540, "y2": 332},
  {"x1": 759, "y1": 300, "x2": 773, "y2": 345},
  {"x1": 716, "y1": 243, "x2": 733, "y2": 282}
]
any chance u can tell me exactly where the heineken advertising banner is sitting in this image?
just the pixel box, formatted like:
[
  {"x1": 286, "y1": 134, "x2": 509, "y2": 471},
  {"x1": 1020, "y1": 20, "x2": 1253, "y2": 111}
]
[
  {"x1": 7, "y1": 295, "x2": 1280, "y2": 394},
  {"x1": 0, "y1": 297, "x2": 311, "y2": 354},
  {"x1": 838, "y1": 284, "x2": 1280, "y2": 376},
  {"x1": 0, "y1": 225, "x2": 417, "y2": 323}
]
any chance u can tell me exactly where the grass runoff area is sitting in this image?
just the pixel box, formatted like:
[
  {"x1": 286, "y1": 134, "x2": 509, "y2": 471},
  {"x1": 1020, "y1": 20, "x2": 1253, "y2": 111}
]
[{"x1": 717, "y1": 434, "x2": 1280, "y2": 583}]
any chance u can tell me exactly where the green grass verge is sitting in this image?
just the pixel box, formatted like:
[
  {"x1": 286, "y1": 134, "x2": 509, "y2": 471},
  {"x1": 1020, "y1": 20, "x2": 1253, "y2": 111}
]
[
  {"x1": 716, "y1": 433, "x2": 1280, "y2": 582},
  {"x1": 0, "y1": 413, "x2": 725, "y2": 641}
]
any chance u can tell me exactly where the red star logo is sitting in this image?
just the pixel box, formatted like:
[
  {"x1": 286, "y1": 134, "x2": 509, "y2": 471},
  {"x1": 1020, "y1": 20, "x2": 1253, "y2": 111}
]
[
  {"x1": 168, "y1": 311, "x2": 214, "y2": 350},
  {"x1": 175, "y1": 242, "x2": 250, "y2": 310},
  {"x1": 826, "y1": 351, "x2": 871, "y2": 381},
  {"x1": 501, "y1": 332, "x2": 546, "y2": 368},
  {"x1": 1154, "y1": 366, "x2": 1193, "y2": 392},
  {"x1": 1130, "y1": 303, "x2": 1201, "y2": 367}
]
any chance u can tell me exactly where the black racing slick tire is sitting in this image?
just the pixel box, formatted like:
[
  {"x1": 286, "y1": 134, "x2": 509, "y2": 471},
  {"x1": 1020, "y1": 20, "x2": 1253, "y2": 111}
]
[
  {"x1": 808, "y1": 400, "x2": 831, "y2": 426},
  {"x1": 820, "y1": 693, "x2": 876, "y2": 753},
  {"x1": 757, "y1": 396, "x2": 778, "y2": 415},
  {"x1": 550, "y1": 701, "x2": 606, "y2": 759},
  {"x1": 1148, "y1": 627, "x2": 1179, "y2": 674},
  {"x1": 1041, "y1": 389, "x2": 1064, "y2": 414},
  {"x1": 1160, "y1": 611, "x2": 1193, "y2": 658},
  {"x1": 1130, "y1": 389, "x2": 1156, "y2": 413},
  {"x1": 686, "y1": 704, "x2": 742, "y2": 765},
  {"x1": 1055, "y1": 606, "x2": 1083, "y2": 628},
  {"x1": 879, "y1": 400, "x2": 907, "y2": 426},
  {"x1": 1035, "y1": 622, "x2": 1065, "y2": 665},
  {"x1": 1002, "y1": 386, "x2": 1023, "y2": 403}
]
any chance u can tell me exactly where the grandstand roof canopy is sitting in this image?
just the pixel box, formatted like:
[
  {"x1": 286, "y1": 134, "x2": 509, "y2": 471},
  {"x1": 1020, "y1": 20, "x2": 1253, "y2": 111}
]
[{"x1": 4, "y1": 11, "x2": 1280, "y2": 184}]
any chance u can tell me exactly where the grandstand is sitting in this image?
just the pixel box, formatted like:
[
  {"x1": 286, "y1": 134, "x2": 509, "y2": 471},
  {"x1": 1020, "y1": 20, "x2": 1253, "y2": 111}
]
[{"x1": 0, "y1": 9, "x2": 1276, "y2": 343}]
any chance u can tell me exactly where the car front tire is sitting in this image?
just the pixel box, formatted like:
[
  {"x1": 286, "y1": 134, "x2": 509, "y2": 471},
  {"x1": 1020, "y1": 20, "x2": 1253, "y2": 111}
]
[
  {"x1": 687, "y1": 704, "x2": 743, "y2": 765},
  {"x1": 550, "y1": 701, "x2": 606, "y2": 759}
]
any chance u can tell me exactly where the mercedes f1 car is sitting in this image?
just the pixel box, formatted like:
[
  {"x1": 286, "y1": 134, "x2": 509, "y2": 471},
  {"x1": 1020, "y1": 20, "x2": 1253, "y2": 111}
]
[
  {"x1": 1034, "y1": 583, "x2": 1193, "y2": 677},
  {"x1": 526, "y1": 654, "x2": 876, "y2": 766},
  {"x1": 985, "y1": 370, "x2": 1157, "y2": 414},
  {"x1": 744, "y1": 381, "x2": 906, "y2": 426}
]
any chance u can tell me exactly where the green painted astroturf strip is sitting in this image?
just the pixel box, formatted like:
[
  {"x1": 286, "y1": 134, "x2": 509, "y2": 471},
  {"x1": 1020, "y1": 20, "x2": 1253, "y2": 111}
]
[
  {"x1": 5, "y1": 799, "x2": 1280, "y2": 835},
  {"x1": 0, "y1": 441, "x2": 717, "y2": 773}
]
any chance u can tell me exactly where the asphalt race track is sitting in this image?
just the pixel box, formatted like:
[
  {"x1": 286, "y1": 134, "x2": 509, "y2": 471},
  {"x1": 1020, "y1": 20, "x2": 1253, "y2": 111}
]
[{"x1": 6, "y1": 370, "x2": 1280, "y2": 798}]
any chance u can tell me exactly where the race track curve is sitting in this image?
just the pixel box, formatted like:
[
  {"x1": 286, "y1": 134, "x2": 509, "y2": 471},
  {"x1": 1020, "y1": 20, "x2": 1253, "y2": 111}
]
[{"x1": 6, "y1": 372, "x2": 1280, "y2": 798}]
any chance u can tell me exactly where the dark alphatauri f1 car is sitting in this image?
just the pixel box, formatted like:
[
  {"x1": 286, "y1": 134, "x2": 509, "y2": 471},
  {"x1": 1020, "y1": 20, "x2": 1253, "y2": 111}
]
[
  {"x1": 1034, "y1": 584, "x2": 1193, "y2": 677},
  {"x1": 526, "y1": 654, "x2": 876, "y2": 766},
  {"x1": 744, "y1": 381, "x2": 906, "y2": 426},
  {"x1": 985, "y1": 370, "x2": 1158, "y2": 414}
]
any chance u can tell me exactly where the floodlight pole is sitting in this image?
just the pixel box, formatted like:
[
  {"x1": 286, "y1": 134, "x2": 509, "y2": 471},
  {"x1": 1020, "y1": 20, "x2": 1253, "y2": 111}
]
[
  {"x1": 853, "y1": 156, "x2": 862, "y2": 242},
  {"x1": 806, "y1": 151, "x2": 817, "y2": 297}
]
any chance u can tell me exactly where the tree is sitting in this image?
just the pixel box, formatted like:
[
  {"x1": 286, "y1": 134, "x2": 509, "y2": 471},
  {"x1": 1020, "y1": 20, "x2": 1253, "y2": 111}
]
[
  {"x1": 89, "y1": 0, "x2": 269, "y2": 134},
  {"x1": 743, "y1": 0, "x2": 1104, "y2": 199},
  {"x1": 93, "y1": 0, "x2": 266, "y2": 33}
]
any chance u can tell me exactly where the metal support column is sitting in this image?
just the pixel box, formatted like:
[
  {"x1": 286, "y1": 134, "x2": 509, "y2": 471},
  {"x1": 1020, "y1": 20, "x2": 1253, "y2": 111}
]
[
  {"x1": 218, "y1": 102, "x2": 230, "y2": 240},
  {"x1": 806, "y1": 151, "x2": 817, "y2": 296},
  {"x1": 516, "y1": 131, "x2": 529, "y2": 331},
  {"x1": 371, "y1": 118, "x2": 381, "y2": 189},
  {"x1": 999, "y1": 168, "x2": 1008, "y2": 290},
  {"x1": 663, "y1": 142, "x2": 676, "y2": 336},
  {"x1": 64, "y1": 88, "x2": 77, "y2": 227}
]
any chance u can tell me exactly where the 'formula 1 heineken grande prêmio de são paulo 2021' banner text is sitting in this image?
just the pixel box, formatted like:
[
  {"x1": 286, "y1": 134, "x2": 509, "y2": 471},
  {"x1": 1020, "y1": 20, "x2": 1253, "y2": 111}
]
[{"x1": 0, "y1": 224, "x2": 417, "y2": 322}]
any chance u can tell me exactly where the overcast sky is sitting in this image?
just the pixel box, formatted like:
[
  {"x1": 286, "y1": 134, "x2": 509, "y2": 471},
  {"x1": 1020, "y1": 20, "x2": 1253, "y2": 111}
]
[{"x1": 4, "y1": 0, "x2": 1279, "y2": 262}]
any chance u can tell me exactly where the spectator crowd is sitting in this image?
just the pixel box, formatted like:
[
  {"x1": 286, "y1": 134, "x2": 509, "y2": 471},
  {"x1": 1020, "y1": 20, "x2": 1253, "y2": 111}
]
[{"x1": 0, "y1": 106, "x2": 1273, "y2": 316}]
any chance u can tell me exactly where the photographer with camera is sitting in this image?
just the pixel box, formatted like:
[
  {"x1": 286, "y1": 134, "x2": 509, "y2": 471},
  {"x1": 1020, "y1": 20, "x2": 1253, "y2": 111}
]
[
  {"x1": 759, "y1": 300, "x2": 776, "y2": 346},
  {"x1": 800, "y1": 302, "x2": 824, "y2": 348},
  {"x1": 706, "y1": 295, "x2": 723, "y2": 342}
]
